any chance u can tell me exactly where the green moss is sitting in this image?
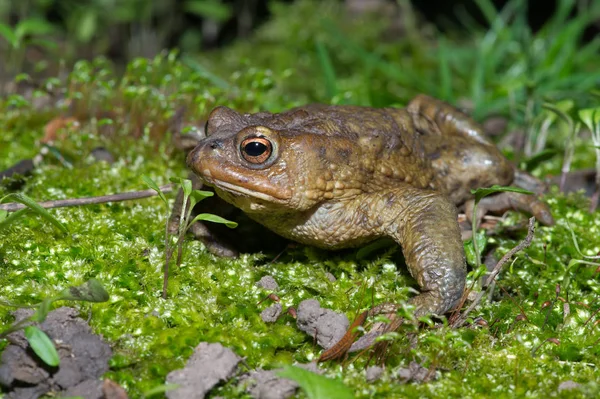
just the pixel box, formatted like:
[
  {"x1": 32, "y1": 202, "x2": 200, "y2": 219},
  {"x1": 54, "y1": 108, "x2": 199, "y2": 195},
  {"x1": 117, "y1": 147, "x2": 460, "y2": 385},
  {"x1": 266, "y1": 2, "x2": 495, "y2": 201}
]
[{"x1": 2, "y1": 0, "x2": 600, "y2": 398}]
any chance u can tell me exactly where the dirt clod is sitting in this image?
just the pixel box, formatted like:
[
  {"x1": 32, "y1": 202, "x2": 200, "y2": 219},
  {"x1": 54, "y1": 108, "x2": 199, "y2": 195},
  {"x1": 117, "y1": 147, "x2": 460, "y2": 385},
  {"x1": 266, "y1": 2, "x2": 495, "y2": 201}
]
[
  {"x1": 62, "y1": 379, "x2": 104, "y2": 399},
  {"x1": 396, "y1": 362, "x2": 435, "y2": 384},
  {"x1": 242, "y1": 369, "x2": 298, "y2": 399},
  {"x1": 366, "y1": 366, "x2": 384, "y2": 382},
  {"x1": 256, "y1": 276, "x2": 279, "y2": 291},
  {"x1": 166, "y1": 342, "x2": 241, "y2": 399},
  {"x1": 241, "y1": 363, "x2": 320, "y2": 399},
  {"x1": 557, "y1": 380, "x2": 581, "y2": 393},
  {"x1": 261, "y1": 303, "x2": 283, "y2": 323},
  {"x1": 296, "y1": 299, "x2": 349, "y2": 349},
  {"x1": 0, "y1": 307, "x2": 112, "y2": 399}
]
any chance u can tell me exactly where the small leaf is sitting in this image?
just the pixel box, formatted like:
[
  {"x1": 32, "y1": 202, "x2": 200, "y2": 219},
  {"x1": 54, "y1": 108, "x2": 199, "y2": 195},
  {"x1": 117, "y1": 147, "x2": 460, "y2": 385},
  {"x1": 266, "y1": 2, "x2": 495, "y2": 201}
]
[
  {"x1": 471, "y1": 185, "x2": 533, "y2": 203},
  {"x1": 181, "y1": 55, "x2": 231, "y2": 90},
  {"x1": 168, "y1": 176, "x2": 184, "y2": 184},
  {"x1": 578, "y1": 107, "x2": 600, "y2": 133},
  {"x1": 189, "y1": 189, "x2": 214, "y2": 208},
  {"x1": 424, "y1": 335, "x2": 444, "y2": 345},
  {"x1": 14, "y1": 18, "x2": 56, "y2": 40},
  {"x1": 143, "y1": 384, "x2": 181, "y2": 397},
  {"x1": 168, "y1": 177, "x2": 193, "y2": 197},
  {"x1": 184, "y1": 0, "x2": 232, "y2": 21},
  {"x1": 277, "y1": 366, "x2": 354, "y2": 399},
  {"x1": 56, "y1": 279, "x2": 110, "y2": 303},
  {"x1": 374, "y1": 331, "x2": 401, "y2": 342},
  {"x1": 190, "y1": 190, "x2": 214, "y2": 202},
  {"x1": 189, "y1": 213, "x2": 238, "y2": 228},
  {"x1": 142, "y1": 175, "x2": 168, "y2": 205},
  {"x1": 1, "y1": 193, "x2": 68, "y2": 233},
  {"x1": 43, "y1": 144, "x2": 73, "y2": 169},
  {"x1": 542, "y1": 103, "x2": 574, "y2": 129},
  {"x1": 75, "y1": 10, "x2": 97, "y2": 43},
  {"x1": 471, "y1": 264, "x2": 489, "y2": 280},
  {"x1": 464, "y1": 231, "x2": 488, "y2": 267},
  {"x1": 542, "y1": 100, "x2": 574, "y2": 122},
  {"x1": 182, "y1": 179, "x2": 193, "y2": 197},
  {"x1": 0, "y1": 22, "x2": 18, "y2": 47},
  {"x1": 521, "y1": 149, "x2": 558, "y2": 171},
  {"x1": 24, "y1": 326, "x2": 60, "y2": 367},
  {"x1": 418, "y1": 315, "x2": 434, "y2": 327},
  {"x1": 27, "y1": 38, "x2": 59, "y2": 50}
]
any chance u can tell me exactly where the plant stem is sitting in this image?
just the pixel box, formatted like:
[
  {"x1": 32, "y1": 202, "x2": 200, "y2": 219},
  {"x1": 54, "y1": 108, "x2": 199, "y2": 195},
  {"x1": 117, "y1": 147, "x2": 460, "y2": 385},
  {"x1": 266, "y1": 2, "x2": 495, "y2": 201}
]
[{"x1": 452, "y1": 217, "x2": 536, "y2": 328}]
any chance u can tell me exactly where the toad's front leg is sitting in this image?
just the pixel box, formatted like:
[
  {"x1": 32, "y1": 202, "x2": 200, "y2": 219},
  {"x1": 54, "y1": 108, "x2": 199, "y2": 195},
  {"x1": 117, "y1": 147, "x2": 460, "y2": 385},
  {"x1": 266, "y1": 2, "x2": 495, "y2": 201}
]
[
  {"x1": 378, "y1": 187, "x2": 467, "y2": 316},
  {"x1": 319, "y1": 188, "x2": 466, "y2": 360}
]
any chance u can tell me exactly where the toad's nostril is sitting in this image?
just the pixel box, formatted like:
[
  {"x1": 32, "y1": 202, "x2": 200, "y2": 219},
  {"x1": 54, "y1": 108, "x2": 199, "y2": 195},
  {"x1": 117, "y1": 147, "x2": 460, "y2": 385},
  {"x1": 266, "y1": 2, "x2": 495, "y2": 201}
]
[{"x1": 210, "y1": 140, "x2": 223, "y2": 150}]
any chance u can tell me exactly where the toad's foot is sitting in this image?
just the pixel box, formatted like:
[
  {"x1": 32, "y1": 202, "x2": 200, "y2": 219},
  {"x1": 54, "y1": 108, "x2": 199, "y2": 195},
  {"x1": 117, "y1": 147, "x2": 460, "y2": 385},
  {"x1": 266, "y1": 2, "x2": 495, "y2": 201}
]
[{"x1": 464, "y1": 191, "x2": 554, "y2": 227}]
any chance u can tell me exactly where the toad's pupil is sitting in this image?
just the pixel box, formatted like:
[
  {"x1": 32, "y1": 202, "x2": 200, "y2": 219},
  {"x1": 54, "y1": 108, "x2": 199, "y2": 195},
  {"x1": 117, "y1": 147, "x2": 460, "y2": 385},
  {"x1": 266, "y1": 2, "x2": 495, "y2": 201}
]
[{"x1": 244, "y1": 141, "x2": 268, "y2": 156}]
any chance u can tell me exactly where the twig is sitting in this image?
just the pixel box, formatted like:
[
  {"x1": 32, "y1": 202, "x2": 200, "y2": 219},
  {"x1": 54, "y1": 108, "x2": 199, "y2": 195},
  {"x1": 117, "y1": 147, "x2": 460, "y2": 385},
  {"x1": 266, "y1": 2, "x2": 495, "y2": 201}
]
[
  {"x1": 0, "y1": 184, "x2": 175, "y2": 212},
  {"x1": 451, "y1": 217, "x2": 537, "y2": 328}
]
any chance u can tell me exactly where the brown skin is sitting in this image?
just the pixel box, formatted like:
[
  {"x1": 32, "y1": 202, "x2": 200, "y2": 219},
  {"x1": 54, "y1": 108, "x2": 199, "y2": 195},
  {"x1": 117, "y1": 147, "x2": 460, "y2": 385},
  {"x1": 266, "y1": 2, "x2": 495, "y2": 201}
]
[{"x1": 186, "y1": 94, "x2": 553, "y2": 316}]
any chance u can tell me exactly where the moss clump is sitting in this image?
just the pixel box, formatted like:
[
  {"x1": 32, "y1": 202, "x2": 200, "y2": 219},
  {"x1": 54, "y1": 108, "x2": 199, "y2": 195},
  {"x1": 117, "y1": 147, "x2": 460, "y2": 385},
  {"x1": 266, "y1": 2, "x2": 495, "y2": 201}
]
[{"x1": 2, "y1": 1, "x2": 600, "y2": 397}]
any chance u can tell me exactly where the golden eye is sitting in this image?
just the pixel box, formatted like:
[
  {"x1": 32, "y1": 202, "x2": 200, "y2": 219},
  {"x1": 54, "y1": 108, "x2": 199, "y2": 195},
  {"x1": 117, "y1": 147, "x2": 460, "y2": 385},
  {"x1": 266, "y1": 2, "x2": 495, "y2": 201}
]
[{"x1": 240, "y1": 137, "x2": 273, "y2": 164}]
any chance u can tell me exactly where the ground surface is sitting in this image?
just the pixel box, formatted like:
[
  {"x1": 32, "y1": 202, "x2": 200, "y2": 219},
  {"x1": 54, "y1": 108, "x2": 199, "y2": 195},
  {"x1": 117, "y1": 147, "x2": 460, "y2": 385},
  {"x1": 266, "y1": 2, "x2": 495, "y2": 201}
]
[{"x1": 1, "y1": 1, "x2": 600, "y2": 398}]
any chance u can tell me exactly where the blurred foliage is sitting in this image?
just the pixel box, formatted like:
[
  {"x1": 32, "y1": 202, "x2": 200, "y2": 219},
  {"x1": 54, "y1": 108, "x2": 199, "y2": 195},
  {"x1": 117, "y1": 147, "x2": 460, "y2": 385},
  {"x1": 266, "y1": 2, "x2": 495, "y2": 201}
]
[
  {"x1": 0, "y1": 0, "x2": 236, "y2": 78},
  {"x1": 1, "y1": 0, "x2": 600, "y2": 397}
]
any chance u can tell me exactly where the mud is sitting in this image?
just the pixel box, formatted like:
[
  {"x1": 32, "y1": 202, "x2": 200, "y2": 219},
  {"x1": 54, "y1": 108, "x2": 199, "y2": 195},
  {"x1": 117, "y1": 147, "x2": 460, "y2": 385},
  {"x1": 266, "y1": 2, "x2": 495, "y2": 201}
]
[
  {"x1": 0, "y1": 307, "x2": 112, "y2": 399},
  {"x1": 295, "y1": 299, "x2": 349, "y2": 349},
  {"x1": 166, "y1": 342, "x2": 241, "y2": 399}
]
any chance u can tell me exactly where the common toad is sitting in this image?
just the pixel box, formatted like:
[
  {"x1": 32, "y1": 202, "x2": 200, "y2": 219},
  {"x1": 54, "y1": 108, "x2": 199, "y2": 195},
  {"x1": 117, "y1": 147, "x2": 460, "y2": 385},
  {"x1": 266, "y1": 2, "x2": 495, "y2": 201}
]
[{"x1": 186, "y1": 95, "x2": 553, "y2": 316}]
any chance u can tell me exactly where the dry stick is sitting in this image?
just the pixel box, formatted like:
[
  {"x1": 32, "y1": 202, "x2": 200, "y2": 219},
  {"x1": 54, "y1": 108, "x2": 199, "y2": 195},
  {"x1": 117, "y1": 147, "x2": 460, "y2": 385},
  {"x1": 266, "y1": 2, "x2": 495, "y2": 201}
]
[
  {"x1": 0, "y1": 184, "x2": 175, "y2": 212},
  {"x1": 451, "y1": 217, "x2": 537, "y2": 329}
]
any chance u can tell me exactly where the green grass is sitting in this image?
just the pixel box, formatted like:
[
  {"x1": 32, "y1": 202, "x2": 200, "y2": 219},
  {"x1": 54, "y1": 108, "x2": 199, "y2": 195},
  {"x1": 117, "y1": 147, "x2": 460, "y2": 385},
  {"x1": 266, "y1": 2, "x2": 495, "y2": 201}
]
[{"x1": 1, "y1": 0, "x2": 600, "y2": 398}]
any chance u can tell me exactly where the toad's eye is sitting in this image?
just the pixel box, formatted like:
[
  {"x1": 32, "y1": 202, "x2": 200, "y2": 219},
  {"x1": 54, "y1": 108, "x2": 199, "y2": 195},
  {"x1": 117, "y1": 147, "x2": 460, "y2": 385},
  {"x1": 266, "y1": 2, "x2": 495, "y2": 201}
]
[{"x1": 240, "y1": 137, "x2": 272, "y2": 164}]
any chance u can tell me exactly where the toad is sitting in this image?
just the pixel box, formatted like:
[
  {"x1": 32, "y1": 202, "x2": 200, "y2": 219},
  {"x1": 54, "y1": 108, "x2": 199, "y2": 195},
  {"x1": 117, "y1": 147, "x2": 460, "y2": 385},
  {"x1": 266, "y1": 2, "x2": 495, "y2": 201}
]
[{"x1": 185, "y1": 95, "x2": 553, "y2": 317}]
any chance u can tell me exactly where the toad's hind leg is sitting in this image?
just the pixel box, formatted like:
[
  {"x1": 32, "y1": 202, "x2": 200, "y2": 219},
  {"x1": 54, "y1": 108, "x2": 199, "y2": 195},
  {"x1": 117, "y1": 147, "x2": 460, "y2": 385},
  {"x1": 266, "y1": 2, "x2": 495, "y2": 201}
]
[
  {"x1": 408, "y1": 95, "x2": 554, "y2": 226},
  {"x1": 407, "y1": 94, "x2": 514, "y2": 204},
  {"x1": 407, "y1": 94, "x2": 494, "y2": 145}
]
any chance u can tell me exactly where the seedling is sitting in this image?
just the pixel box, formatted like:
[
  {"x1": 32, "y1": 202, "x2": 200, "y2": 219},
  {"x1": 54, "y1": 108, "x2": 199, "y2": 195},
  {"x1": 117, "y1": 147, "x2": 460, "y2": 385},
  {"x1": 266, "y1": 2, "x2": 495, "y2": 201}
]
[
  {"x1": 469, "y1": 185, "x2": 533, "y2": 268},
  {"x1": 0, "y1": 193, "x2": 68, "y2": 233},
  {"x1": 0, "y1": 18, "x2": 56, "y2": 82},
  {"x1": 142, "y1": 175, "x2": 237, "y2": 298},
  {"x1": 0, "y1": 279, "x2": 109, "y2": 367},
  {"x1": 578, "y1": 107, "x2": 600, "y2": 211}
]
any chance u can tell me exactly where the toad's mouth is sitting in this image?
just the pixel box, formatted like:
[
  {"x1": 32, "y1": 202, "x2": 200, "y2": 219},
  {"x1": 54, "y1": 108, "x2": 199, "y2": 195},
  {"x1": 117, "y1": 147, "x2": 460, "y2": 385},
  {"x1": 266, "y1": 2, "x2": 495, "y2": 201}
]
[
  {"x1": 187, "y1": 146, "x2": 292, "y2": 203},
  {"x1": 209, "y1": 178, "x2": 288, "y2": 203}
]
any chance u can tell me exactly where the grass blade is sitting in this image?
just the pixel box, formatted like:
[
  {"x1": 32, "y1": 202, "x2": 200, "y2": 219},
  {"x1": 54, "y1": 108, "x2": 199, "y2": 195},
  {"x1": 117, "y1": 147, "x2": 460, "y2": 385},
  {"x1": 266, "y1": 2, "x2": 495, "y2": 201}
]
[
  {"x1": 1, "y1": 193, "x2": 68, "y2": 233},
  {"x1": 315, "y1": 40, "x2": 337, "y2": 100}
]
